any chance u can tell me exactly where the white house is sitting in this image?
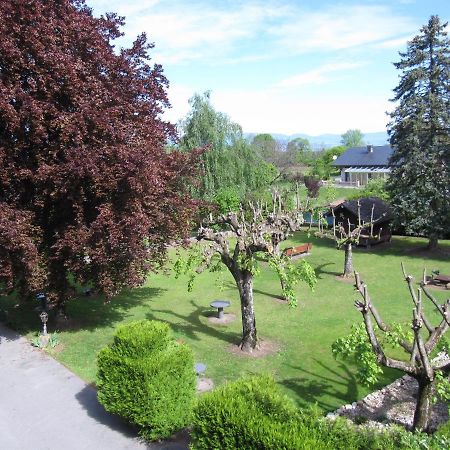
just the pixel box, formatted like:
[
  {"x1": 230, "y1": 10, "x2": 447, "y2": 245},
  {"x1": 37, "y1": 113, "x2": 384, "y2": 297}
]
[{"x1": 332, "y1": 145, "x2": 393, "y2": 187}]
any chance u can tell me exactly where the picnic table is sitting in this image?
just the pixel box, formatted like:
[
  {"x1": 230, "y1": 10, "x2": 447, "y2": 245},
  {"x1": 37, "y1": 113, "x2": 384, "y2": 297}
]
[{"x1": 210, "y1": 300, "x2": 230, "y2": 319}]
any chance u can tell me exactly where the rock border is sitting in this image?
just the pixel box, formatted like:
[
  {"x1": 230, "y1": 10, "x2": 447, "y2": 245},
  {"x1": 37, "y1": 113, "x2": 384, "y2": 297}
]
[{"x1": 327, "y1": 374, "x2": 448, "y2": 432}]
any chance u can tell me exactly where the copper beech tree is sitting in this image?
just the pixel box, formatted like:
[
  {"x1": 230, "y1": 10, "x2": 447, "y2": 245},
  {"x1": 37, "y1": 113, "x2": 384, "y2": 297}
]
[
  {"x1": 175, "y1": 192, "x2": 316, "y2": 353},
  {"x1": 0, "y1": 0, "x2": 199, "y2": 312},
  {"x1": 333, "y1": 265, "x2": 449, "y2": 432}
]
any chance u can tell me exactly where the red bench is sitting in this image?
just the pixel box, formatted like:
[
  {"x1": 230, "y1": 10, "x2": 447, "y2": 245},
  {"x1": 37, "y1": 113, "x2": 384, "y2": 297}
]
[{"x1": 283, "y1": 243, "x2": 312, "y2": 258}]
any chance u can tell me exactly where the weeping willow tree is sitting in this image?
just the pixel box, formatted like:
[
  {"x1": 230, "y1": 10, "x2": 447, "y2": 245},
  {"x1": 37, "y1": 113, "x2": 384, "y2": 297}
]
[{"x1": 178, "y1": 92, "x2": 277, "y2": 201}]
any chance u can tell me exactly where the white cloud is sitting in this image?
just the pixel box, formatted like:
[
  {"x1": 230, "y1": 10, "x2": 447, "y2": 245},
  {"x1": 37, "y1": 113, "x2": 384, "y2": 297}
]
[
  {"x1": 270, "y1": 5, "x2": 416, "y2": 53},
  {"x1": 374, "y1": 36, "x2": 412, "y2": 49},
  {"x1": 119, "y1": 2, "x2": 284, "y2": 64},
  {"x1": 277, "y1": 62, "x2": 366, "y2": 88},
  {"x1": 89, "y1": 1, "x2": 416, "y2": 65}
]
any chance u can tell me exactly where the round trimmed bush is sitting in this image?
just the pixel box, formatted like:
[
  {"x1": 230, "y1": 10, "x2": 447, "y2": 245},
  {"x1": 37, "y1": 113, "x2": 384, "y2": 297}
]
[{"x1": 97, "y1": 320, "x2": 196, "y2": 441}]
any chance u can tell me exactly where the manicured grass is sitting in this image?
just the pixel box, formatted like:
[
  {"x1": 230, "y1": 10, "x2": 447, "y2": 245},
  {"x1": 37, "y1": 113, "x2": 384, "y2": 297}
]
[{"x1": 2, "y1": 234, "x2": 449, "y2": 413}]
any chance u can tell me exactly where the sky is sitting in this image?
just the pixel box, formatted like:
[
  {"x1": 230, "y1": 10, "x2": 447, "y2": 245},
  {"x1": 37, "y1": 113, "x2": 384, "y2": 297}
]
[{"x1": 88, "y1": 0, "x2": 450, "y2": 136}]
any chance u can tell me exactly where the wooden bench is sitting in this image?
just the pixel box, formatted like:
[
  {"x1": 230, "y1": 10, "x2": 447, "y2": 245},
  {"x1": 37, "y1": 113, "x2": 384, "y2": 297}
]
[
  {"x1": 283, "y1": 243, "x2": 312, "y2": 258},
  {"x1": 424, "y1": 273, "x2": 450, "y2": 289},
  {"x1": 432, "y1": 274, "x2": 450, "y2": 289}
]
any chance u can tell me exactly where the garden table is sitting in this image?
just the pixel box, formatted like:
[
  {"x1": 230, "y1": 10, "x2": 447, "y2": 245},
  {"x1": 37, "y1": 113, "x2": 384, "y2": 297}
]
[{"x1": 210, "y1": 300, "x2": 230, "y2": 319}]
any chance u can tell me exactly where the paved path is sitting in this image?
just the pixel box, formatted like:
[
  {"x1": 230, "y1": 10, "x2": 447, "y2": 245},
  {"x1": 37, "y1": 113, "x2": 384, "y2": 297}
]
[{"x1": 0, "y1": 323, "x2": 188, "y2": 450}]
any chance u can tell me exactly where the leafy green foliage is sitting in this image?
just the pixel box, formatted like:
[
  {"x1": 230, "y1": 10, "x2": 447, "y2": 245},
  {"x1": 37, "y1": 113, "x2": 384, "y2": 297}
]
[
  {"x1": 175, "y1": 242, "x2": 316, "y2": 308},
  {"x1": 434, "y1": 371, "x2": 450, "y2": 406},
  {"x1": 435, "y1": 418, "x2": 450, "y2": 439},
  {"x1": 191, "y1": 374, "x2": 447, "y2": 449},
  {"x1": 341, "y1": 129, "x2": 365, "y2": 148},
  {"x1": 347, "y1": 178, "x2": 390, "y2": 202},
  {"x1": 331, "y1": 322, "x2": 448, "y2": 391},
  {"x1": 286, "y1": 137, "x2": 315, "y2": 166},
  {"x1": 213, "y1": 186, "x2": 242, "y2": 214},
  {"x1": 191, "y1": 374, "x2": 325, "y2": 450},
  {"x1": 48, "y1": 332, "x2": 60, "y2": 348},
  {"x1": 237, "y1": 253, "x2": 261, "y2": 276},
  {"x1": 179, "y1": 92, "x2": 276, "y2": 201},
  {"x1": 387, "y1": 16, "x2": 450, "y2": 245},
  {"x1": 268, "y1": 255, "x2": 317, "y2": 306},
  {"x1": 30, "y1": 332, "x2": 60, "y2": 349},
  {"x1": 332, "y1": 323, "x2": 384, "y2": 385},
  {"x1": 96, "y1": 320, "x2": 196, "y2": 441},
  {"x1": 310, "y1": 145, "x2": 347, "y2": 180},
  {"x1": 251, "y1": 133, "x2": 279, "y2": 163}
]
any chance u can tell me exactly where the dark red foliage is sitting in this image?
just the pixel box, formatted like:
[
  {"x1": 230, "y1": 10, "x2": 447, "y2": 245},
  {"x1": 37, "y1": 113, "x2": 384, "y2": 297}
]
[
  {"x1": 0, "y1": 0, "x2": 199, "y2": 305},
  {"x1": 303, "y1": 176, "x2": 322, "y2": 198}
]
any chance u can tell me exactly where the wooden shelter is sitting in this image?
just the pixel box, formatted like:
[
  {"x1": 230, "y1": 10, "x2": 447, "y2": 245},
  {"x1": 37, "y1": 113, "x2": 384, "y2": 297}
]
[{"x1": 328, "y1": 197, "x2": 393, "y2": 247}]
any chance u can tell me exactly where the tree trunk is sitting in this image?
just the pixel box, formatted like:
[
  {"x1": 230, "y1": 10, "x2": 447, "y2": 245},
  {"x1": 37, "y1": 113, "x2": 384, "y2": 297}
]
[
  {"x1": 343, "y1": 242, "x2": 353, "y2": 277},
  {"x1": 413, "y1": 377, "x2": 434, "y2": 432},
  {"x1": 237, "y1": 271, "x2": 257, "y2": 352},
  {"x1": 427, "y1": 236, "x2": 438, "y2": 251}
]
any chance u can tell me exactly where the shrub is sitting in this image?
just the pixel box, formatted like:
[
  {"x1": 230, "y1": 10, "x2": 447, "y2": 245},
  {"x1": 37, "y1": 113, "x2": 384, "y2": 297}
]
[
  {"x1": 97, "y1": 320, "x2": 196, "y2": 441},
  {"x1": 347, "y1": 178, "x2": 390, "y2": 202},
  {"x1": 191, "y1": 374, "x2": 327, "y2": 450},
  {"x1": 191, "y1": 373, "x2": 446, "y2": 450},
  {"x1": 304, "y1": 176, "x2": 322, "y2": 198}
]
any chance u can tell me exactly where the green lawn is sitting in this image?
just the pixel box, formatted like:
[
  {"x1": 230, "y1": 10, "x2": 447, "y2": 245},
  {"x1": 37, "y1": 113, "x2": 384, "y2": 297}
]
[{"x1": 2, "y1": 234, "x2": 449, "y2": 413}]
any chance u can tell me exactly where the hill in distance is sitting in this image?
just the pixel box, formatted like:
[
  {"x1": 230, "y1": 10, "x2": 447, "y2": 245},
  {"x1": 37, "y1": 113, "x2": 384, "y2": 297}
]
[{"x1": 245, "y1": 131, "x2": 389, "y2": 150}]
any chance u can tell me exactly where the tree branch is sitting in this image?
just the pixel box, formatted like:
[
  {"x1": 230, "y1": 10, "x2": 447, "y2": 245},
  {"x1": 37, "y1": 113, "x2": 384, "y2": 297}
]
[{"x1": 354, "y1": 271, "x2": 414, "y2": 354}]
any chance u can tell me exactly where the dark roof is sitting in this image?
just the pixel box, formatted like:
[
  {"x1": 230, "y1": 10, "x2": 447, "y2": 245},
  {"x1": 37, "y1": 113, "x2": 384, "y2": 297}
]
[
  {"x1": 332, "y1": 145, "x2": 393, "y2": 167},
  {"x1": 331, "y1": 197, "x2": 393, "y2": 223}
]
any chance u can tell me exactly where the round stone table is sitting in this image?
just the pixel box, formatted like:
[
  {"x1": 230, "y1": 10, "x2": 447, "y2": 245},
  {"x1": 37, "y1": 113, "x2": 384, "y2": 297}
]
[{"x1": 210, "y1": 300, "x2": 231, "y2": 319}]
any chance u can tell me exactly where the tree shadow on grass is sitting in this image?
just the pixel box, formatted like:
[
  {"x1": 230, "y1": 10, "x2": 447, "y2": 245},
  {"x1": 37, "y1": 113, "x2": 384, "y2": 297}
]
[
  {"x1": 2, "y1": 286, "x2": 167, "y2": 335},
  {"x1": 301, "y1": 231, "x2": 450, "y2": 262},
  {"x1": 280, "y1": 361, "x2": 359, "y2": 411},
  {"x1": 280, "y1": 359, "x2": 400, "y2": 412},
  {"x1": 314, "y1": 262, "x2": 341, "y2": 279},
  {"x1": 217, "y1": 280, "x2": 284, "y2": 301},
  {"x1": 145, "y1": 299, "x2": 241, "y2": 346}
]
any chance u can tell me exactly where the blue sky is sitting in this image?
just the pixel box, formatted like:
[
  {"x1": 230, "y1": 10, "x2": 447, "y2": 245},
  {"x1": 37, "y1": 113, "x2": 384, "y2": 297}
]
[{"x1": 88, "y1": 0, "x2": 450, "y2": 136}]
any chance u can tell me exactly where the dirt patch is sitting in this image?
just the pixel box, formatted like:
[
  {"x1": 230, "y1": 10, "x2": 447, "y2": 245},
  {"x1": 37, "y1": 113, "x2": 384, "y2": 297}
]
[
  {"x1": 226, "y1": 338, "x2": 281, "y2": 358},
  {"x1": 207, "y1": 313, "x2": 236, "y2": 325},
  {"x1": 334, "y1": 275, "x2": 354, "y2": 284},
  {"x1": 197, "y1": 377, "x2": 214, "y2": 393}
]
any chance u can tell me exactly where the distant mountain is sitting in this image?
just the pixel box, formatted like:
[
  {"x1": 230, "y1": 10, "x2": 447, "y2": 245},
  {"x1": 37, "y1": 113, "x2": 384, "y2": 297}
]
[{"x1": 245, "y1": 131, "x2": 389, "y2": 150}]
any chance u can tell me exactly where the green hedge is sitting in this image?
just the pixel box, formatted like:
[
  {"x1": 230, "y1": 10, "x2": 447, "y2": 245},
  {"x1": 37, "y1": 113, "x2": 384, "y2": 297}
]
[
  {"x1": 191, "y1": 374, "x2": 327, "y2": 449},
  {"x1": 97, "y1": 320, "x2": 196, "y2": 441},
  {"x1": 191, "y1": 374, "x2": 449, "y2": 450}
]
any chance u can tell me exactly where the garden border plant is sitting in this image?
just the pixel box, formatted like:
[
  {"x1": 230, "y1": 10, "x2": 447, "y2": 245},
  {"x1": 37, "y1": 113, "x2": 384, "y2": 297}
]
[{"x1": 96, "y1": 320, "x2": 196, "y2": 441}]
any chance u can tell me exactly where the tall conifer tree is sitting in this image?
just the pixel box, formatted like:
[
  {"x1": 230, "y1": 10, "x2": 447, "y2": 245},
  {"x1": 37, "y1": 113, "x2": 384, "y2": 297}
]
[{"x1": 387, "y1": 16, "x2": 450, "y2": 249}]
